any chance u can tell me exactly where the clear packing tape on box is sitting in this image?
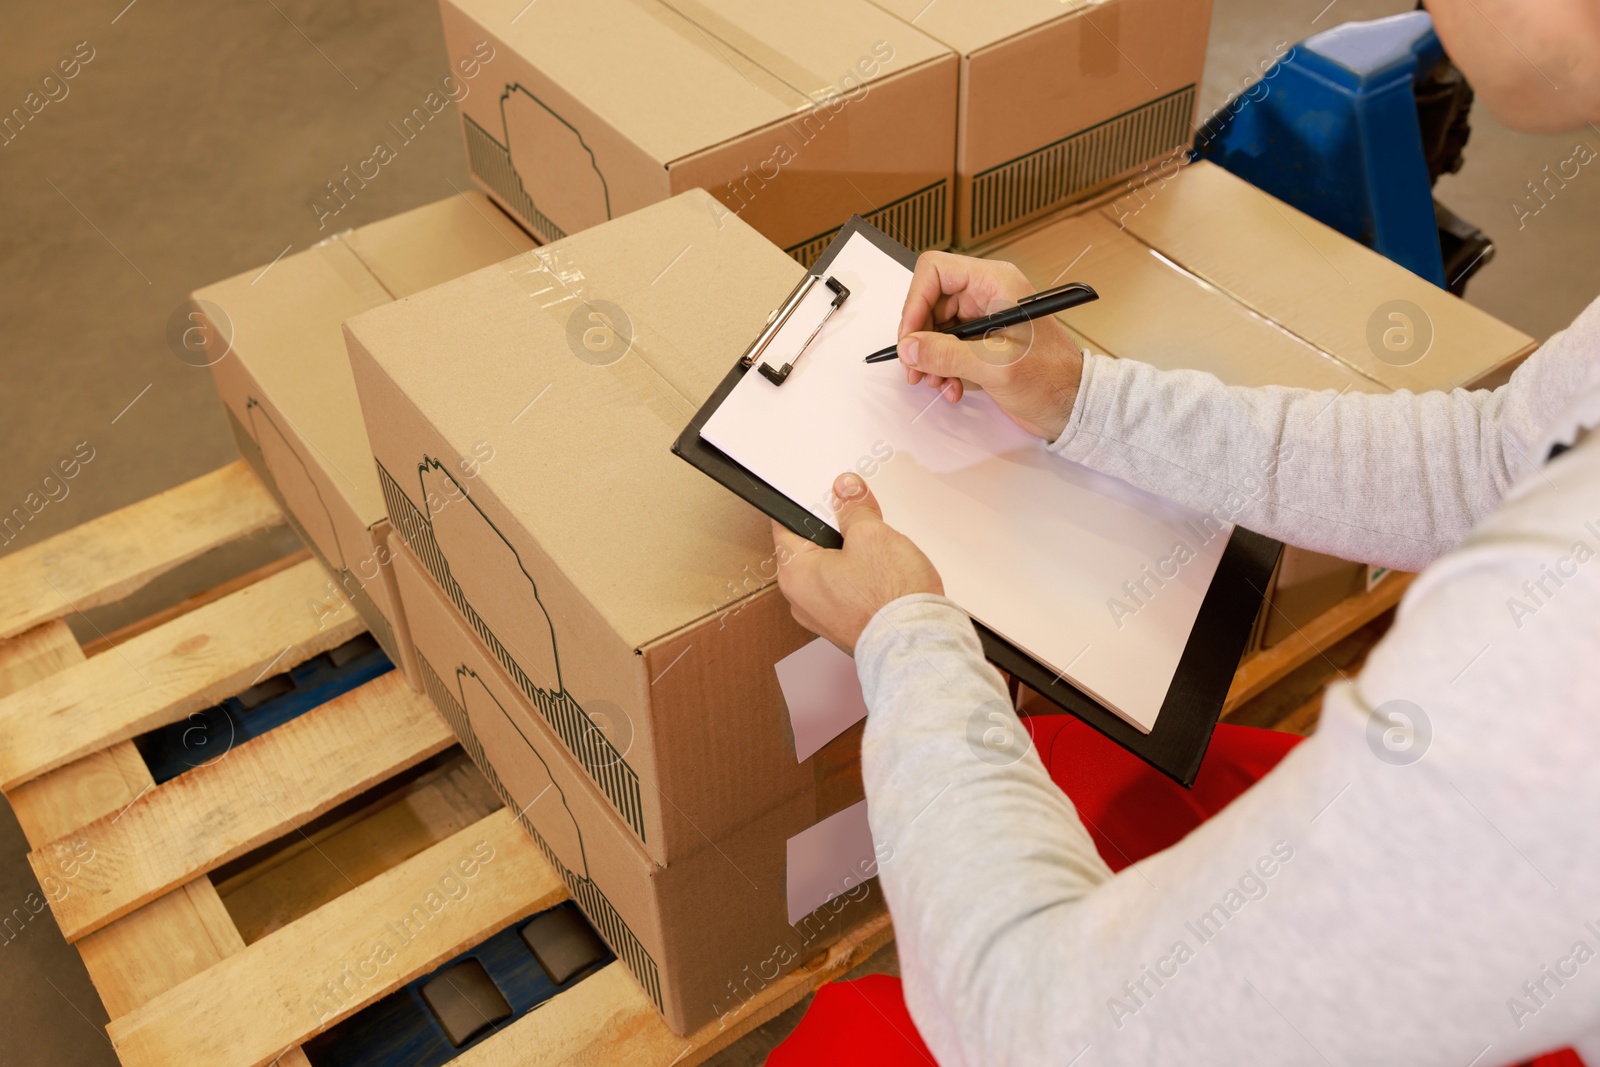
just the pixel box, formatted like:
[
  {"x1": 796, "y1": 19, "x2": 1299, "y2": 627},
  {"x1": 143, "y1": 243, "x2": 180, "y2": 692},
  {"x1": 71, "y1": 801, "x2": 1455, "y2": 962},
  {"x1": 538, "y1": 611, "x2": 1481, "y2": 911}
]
[{"x1": 499, "y1": 242, "x2": 703, "y2": 433}]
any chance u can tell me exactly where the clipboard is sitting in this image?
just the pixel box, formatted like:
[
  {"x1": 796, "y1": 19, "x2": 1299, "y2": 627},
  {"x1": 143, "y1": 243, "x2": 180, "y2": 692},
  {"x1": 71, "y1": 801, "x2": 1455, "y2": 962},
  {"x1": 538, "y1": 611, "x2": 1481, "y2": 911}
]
[{"x1": 673, "y1": 216, "x2": 1281, "y2": 786}]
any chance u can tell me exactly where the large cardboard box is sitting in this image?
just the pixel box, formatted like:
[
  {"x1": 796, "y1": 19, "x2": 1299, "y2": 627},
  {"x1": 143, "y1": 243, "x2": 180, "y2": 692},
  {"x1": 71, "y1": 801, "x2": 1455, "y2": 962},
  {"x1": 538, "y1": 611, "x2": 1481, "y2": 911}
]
[
  {"x1": 392, "y1": 543, "x2": 878, "y2": 1036},
  {"x1": 195, "y1": 193, "x2": 535, "y2": 687},
  {"x1": 987, "y1": 161, "x2": 1537, "y2": 647},
  {"x1": 345, "y1": 190, "x2": 866, "y2": 864},
  {"x1": 440, "y1": 0, "x2": 958, "y2": 265},
  {"x1": 869, "y1": 0, "x2": 1212, "y2": 247}
]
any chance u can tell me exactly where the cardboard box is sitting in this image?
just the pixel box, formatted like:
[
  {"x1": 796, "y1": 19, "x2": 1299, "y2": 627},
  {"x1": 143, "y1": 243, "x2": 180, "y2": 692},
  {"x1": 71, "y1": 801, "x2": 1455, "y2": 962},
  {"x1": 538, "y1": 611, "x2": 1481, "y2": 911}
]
[
  {"x1": 868, "y1": 0, "x2": 1212, "y2": 247},
  {"x1": 440, "y1": 0, "x2": 958, "y2": 265},
  {"x1": 345, "y1": 189, "x2": 870, "y2": 864},
  {"x1": 196, "y1": 193, "x2": 535, "y2": 687},
  {"x1": 391, "y1": 541, "x2": 880, "y2": 1035},
  {"x1": 987, "y1": 161, "x2": 1537, "y2": 647}
]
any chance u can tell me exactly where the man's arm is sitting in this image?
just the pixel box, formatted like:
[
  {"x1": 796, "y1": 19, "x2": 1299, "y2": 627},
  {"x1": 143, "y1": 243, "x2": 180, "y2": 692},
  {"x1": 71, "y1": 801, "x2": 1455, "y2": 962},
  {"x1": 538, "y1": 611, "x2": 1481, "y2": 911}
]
[
  {"x1": 856, "y1": 436, "x2": 1600, "y2": 1066},
  {"x1": 1049, "y1": 352, "x2": 1538, "y2": 572},
  {"x1": 896, "y1": 255, "x2": 1600, "y2": 571}
]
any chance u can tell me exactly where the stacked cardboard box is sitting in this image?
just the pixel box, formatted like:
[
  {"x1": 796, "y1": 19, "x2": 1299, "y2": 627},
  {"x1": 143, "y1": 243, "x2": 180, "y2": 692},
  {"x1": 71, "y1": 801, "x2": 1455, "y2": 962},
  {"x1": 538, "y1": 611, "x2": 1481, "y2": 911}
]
[
  {"x1": 440, "y1": 0, "x2": 958, "y2": 265},
  {"x1": 439, "y1": 0, "x2": 1221, "y2": 261},
  {"x1": 345, "y1": 191, "x2": 882, "y2": 1034},
  {"x1": 868, "y1": 0, "x2": 1214, "y2": 247},
  {"x1": 193, "y1": 192, "x2": 536, "y2": 686},
  {"x1": 985, "y1": 161, "x2": 1536, "y2": 647}
]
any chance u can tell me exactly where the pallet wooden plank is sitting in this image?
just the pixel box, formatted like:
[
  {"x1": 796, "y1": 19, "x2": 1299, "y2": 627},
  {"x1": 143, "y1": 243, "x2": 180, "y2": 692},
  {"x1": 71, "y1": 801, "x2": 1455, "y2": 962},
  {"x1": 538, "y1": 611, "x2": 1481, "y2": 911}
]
[
  {"x1": 0, "y1": 618, "x2": 105, "y2": 847},
  {"x1": 107, "y1": 811, "x2": 566, "y2": 1067},
  {"x1": 7, "y1": 741, "x2": 153, "y2": 849},
  {"x1": 0, "y1": 461, "x2": 282, "y2": 642},
  {"x1": 77, "y1": 877, "x2": 247, "y2": 1019},
  {"x1": 0, "y1": 558, "x2": 361, "y2": 791},
  {"x1": 0, "y1": 618, "x2": 84, "y2": 695},
  {"x1": 81, "y1": 546, "x2": 312, "y2": 657},
  {"x1": 0, "y1": 619, "x2": 253, "y2": 1024},
  {"x1": 32, "y1": 669, "x2": 454, "y2": 942},
  {"x1": 454, "y1": 909, "x2": 894, "y2": 1067},
  {"x1": 1223, "y1": 573, "x2": 1413, "y2": 715}
]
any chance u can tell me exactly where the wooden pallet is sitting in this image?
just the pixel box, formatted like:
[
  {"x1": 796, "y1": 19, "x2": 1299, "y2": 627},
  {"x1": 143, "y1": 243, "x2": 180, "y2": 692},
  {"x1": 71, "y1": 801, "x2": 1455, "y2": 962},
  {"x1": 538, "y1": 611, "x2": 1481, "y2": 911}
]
[
  {"x1": 0, "y1": 462, "x2": 1406, "y2": 1065},
  {"x1": 0, "y1": 461, "x2": 892, "y2": 1067},
  {"x1": 1221, "y1": 571, "x2": 1413, "y2": 733}
]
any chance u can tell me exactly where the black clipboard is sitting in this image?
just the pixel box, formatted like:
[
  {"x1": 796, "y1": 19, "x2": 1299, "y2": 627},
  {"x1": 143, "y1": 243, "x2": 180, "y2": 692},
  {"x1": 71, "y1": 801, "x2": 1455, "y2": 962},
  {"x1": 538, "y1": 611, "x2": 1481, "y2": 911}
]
[{"x1": 672, "y1": 216, "x2": 1281, "y2": 786}]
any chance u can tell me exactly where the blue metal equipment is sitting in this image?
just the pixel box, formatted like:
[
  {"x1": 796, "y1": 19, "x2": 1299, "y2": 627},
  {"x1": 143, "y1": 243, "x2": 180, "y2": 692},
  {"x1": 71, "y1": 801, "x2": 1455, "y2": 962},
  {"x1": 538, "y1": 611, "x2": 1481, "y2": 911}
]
[{"x1": 1197, "y1": 10, "x2": 1493, "y2": 295}]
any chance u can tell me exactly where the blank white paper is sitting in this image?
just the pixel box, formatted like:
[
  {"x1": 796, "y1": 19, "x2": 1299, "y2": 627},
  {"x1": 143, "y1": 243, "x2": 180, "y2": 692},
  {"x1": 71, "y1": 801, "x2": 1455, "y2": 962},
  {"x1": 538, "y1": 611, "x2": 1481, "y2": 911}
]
[
  {"x1": 786, "y1": 799, "x2": 876, "y2": 925},
  {"x1": 701, "y1": 231, "x2": 1231, "y2": 732},
  {"x1": 775, "y1": 637, "x2": 870, "y2": 762}
]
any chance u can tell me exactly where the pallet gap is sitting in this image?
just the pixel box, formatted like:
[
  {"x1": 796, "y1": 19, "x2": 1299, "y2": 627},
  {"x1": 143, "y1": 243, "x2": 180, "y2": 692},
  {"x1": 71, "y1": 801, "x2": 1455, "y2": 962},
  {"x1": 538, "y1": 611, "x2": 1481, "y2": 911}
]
[
  {"x1": 302, "y1": 901, "x2": 614, "y2": 1067},
  {"x1": 1223, "y1": 611, "x2": 1395, "y2": 733},
  {"x1": 131, "y1": 630, "x2": 391, "y2": 784},
  {"x1": 215, "y1": 750, "x2": 505, "y2": 944}
]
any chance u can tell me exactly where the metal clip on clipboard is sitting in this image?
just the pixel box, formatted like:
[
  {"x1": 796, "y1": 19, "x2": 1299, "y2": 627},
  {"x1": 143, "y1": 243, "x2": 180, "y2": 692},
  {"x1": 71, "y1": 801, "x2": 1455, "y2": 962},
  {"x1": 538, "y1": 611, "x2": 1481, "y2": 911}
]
[{"x1": 739, "y1": 275, "x2": 851, "y2": 386}]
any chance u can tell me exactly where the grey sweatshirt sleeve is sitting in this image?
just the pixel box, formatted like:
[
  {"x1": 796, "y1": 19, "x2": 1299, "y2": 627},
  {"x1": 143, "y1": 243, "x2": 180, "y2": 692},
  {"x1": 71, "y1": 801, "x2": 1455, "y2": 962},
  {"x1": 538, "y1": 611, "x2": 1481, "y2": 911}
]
[
  {"x1": 1048, "y1": 296, "x2": 1600, "y2": 571},
  {"x1": 856, "y1": 430, "x2": 1600, "y2": 1067}
]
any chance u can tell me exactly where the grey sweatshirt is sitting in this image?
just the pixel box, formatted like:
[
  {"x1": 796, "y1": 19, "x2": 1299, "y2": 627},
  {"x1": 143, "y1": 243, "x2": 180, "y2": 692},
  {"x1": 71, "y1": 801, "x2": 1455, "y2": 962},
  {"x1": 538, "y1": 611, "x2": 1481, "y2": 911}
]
[{"x1": 855, "y1": 295, "x2": 1600, "y2": 1067}]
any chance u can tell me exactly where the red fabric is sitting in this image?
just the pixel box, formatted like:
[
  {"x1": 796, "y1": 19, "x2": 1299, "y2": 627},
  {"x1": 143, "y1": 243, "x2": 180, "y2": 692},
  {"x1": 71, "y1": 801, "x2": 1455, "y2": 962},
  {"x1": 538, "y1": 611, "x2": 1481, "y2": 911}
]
[
  {"x1": 768, "y1": 974, "x2": 937, "y2": 1067},
  {"x1": 1525, "y1": 1051, "x2": 1588, "y2": 1067},
  {"x1": 769, "y1": 714, "x2": 1588, "y2": 1067},
  {"x1": 1025, "y1": 715, "x2": 1302, "y2": 873}
]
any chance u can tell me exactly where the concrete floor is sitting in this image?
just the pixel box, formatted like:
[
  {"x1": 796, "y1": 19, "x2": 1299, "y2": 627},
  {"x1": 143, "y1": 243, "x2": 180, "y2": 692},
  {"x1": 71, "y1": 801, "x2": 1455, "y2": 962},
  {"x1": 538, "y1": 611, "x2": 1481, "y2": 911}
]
[{"x1": 1, "y1": 0, "x2": 1597, "y2": 1064}]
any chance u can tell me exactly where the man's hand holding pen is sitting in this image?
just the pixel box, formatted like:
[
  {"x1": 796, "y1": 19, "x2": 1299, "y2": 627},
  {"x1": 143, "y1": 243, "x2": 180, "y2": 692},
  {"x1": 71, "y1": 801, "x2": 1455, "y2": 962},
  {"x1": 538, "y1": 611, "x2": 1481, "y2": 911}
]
[{"x1": 894, "y1": 252, "x2": 1090, "y2": 442}]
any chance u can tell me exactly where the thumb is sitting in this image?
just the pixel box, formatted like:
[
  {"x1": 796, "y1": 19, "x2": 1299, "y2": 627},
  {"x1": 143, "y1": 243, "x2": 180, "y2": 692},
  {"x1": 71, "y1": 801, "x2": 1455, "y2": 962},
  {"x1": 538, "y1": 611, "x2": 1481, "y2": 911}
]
[
  {"x1": 900, "y1": 331, "x2": 993, "y2": 387},
  {"x1": 831, "y1": 472, "x2": 883, "y2": 537}
]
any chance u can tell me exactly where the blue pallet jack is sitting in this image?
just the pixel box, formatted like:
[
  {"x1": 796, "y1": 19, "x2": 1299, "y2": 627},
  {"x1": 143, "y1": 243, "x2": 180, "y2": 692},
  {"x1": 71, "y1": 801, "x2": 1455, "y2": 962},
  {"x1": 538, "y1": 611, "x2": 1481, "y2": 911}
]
[{"x1": 1196, "y1": 9, "x2": 1494, "y2": 296}]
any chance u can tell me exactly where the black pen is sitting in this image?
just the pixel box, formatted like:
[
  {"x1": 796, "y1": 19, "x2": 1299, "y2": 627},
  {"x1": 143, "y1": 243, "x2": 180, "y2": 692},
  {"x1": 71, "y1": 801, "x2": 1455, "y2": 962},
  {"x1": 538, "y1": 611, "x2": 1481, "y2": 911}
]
[{"x1": 863, "y1": 281, "x2": 1099, "y2": 363}]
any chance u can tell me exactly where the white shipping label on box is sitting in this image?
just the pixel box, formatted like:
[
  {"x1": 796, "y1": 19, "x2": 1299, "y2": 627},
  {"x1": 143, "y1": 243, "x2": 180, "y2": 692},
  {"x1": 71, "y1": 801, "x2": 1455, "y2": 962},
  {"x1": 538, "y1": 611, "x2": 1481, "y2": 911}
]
[
  {"x1": 775, "y1": 637, "x2": 871, "y2": 762},
  {"x1": 786, "y1": 799, "x2": 877, "y2": 925}
]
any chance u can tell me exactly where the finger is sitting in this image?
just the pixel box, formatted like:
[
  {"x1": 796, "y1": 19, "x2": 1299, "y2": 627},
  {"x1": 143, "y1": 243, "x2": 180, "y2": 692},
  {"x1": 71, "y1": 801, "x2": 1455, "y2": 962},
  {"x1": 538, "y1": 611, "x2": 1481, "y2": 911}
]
[
  {"x1": 942, "y1": 379, "x2": 964, "y2": 403},
  {"x1": 771, "y1": 521, "x2": 818, "y2": 561},
  {"x1": 898, "y1": 252, "x2": 1017, "y2": 340},
  {"x1": 901, "y1": 331, "x2": 994, "y2": 389},
  {"x1": 899, "y1": 252, "x2": 956, "y2": 339},
  {"x1": 932, "y1": 292, "x2": 963, "y2": 328},
  {"x1": 831, "y1": 472, "x2": 884, "y2": 537}
]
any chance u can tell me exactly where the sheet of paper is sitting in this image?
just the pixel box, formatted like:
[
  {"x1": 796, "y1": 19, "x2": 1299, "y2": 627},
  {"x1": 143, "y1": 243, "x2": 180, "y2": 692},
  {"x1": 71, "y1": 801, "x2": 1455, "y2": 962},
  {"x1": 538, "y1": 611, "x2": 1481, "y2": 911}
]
[
  {"x1": 701, "y1": 231, "x2": 1231, "y2": 732},
  {"x1": 775, "y1": 637, "x2": 870, "y2": 762},
  {"x1": 785, "y1": 799, "x2": 876, "y2": 925}
]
